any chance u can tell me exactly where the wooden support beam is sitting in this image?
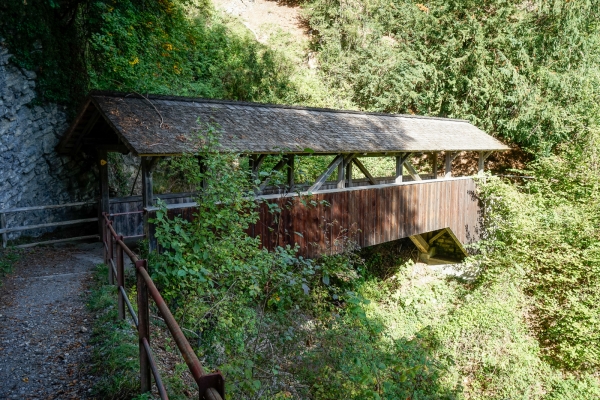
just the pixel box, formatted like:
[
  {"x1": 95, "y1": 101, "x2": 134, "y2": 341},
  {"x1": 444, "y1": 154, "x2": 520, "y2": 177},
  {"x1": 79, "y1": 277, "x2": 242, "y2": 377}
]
[
  {"x1": 444, "y1": 227, "x2": 469, "y2": 257},
  {"x1": 445, "y1": 152, "x2": 459, "y2": 179},
  {"x1": 428, "y1": 228, "x2": 447, "y2": 245},
  {"x1": 259, "y1": 158, "x2": 287, "y2": 193},
  {"x1": 409, "y1": 234, "x2": 429, "y2": 253},
  {"x1": 308, "y1": 154, "x2": 355, "y2": 193},
  {"x1": 395, "y1": 156, "x2": 403, "y2": 183},
  {"x1": 346, "y1": 159, "x2": 353, "y2": 188},
  {"x1": 250, "y1": 154, "x2": 267, "y2": 183},
  {"x1": 197, "y1": 156, "x2": 208, "y2": 190},
  {"x1": 335, "y1": 154, "x2": 356, "y2": 189},
  {"x1": 432, "y1": 152, "x2": 438, "y2": 179},
  {"x1": 337, "y1": 155, "x2": 346, "y2": 189},
  {"x1": 97, "y1": 148, "x2": 109, "y2": 235},
  {"x1": 141, "y1": 157, "x2": 159, "y2": 208},
  {"x1": 403, "y1": 160, "x2": 422, "y2": 181},
  {"x1": 287, "y1": 154, "x2": 295, "y2": 190},
  {"x1": 395, "y1": 153, "x2": 412, "y2": 183},
  {"x1": 141, "y1": 157, "x2": 160, "y2": 252},
  {"x1": 478, "y1": 151, "x2": 493, "y2": 175},
  {"x1": 353, "y1": 158, "x2": 377, "y2": 185}
]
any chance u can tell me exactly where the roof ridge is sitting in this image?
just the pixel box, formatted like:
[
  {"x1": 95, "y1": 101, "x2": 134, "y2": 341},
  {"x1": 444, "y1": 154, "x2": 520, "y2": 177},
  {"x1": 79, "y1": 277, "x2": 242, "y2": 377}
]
[{"x1": 88, "y1": 90, "x2": 470, "y2": 123}]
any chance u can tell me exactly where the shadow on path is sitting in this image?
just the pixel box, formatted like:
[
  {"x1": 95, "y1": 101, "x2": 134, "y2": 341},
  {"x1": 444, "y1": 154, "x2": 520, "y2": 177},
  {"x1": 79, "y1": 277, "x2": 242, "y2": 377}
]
[{"x1": 0, "y1": 242, "x2": 102, "y2": 399}]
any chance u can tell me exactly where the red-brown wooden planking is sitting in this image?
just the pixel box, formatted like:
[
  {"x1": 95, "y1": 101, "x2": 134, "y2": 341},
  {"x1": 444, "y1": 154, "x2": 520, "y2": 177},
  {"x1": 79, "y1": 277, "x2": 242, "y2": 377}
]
[{"x1": 135, "y1": 178, "x2": 481, "y2": 259}]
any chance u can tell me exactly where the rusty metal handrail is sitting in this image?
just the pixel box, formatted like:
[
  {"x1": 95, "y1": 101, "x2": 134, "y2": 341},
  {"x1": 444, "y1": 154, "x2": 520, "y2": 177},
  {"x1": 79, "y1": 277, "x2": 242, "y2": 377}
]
[{"x1": 102, "y1": 213, "x2": 225, "y2": 400}]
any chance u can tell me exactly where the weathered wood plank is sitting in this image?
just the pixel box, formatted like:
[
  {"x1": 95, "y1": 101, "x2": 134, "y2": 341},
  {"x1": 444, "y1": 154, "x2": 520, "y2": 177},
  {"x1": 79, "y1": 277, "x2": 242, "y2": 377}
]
[
  {"x1": 409, "y1": 234, "x2": 429, "y2": 253},
  {"x1": 139, "y1": 178, "x2": 481, "y2": 258}
]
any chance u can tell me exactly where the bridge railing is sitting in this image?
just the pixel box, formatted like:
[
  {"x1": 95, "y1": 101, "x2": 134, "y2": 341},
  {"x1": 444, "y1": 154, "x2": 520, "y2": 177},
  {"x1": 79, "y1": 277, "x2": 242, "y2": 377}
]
[
  {"x1": 0, "y1": 201, "x2": 99, "y2": 248},
  {"x1": 102, "y1": 213, "x2": 225, "y2": 400}
]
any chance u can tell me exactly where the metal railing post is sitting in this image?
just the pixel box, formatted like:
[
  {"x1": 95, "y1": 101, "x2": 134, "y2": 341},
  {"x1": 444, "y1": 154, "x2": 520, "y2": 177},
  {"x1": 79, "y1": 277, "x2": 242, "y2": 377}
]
[
  {"x1": 136, "y1": 259, "x2": 151, "y2": 393},
  {"x1": 117, "y1": 235, "x2": 125, "y2": 320},
  {"x1": 107, "y1": 221, "x2": 114, "y2": 285}
]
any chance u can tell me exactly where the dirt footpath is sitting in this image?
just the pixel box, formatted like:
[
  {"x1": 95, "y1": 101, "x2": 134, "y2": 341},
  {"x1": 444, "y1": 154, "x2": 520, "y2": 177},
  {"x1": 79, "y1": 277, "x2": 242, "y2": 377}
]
[{"x1": 0, "y1": 243, "x2": 102, "y2": 399}]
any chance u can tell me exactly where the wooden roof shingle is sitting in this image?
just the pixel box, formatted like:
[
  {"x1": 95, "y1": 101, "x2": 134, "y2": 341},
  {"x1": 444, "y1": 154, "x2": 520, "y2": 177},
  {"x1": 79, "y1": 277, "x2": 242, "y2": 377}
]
[{"x1": 58, "y1": 91, "x2": 510, "y2": 156}]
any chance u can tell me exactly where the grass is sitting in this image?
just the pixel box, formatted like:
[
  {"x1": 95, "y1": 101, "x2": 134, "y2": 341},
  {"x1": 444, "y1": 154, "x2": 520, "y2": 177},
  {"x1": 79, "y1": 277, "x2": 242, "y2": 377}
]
[
  {"x1": 345, "y1": 253, "x2": 600, "y2": 399},
  {"x1": 86, "y1": 264, "x2": 200, "y2": 399},
  {"x1": 87, "y1": 264, "x2": 141, "y2": 399},
  {"x1": 0, "y1": 248, "x2": 21, "y2": 286}
]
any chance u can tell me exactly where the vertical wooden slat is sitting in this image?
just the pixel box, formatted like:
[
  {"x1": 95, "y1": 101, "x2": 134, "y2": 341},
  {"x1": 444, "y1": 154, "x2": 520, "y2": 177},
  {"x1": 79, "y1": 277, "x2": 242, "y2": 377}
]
[{"x1": 371, "y1": 189, "x2": 377, "y2": 246}]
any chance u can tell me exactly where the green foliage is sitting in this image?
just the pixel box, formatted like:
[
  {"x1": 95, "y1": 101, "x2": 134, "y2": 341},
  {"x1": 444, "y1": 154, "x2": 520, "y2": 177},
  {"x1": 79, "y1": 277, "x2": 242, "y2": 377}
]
[
  {"x1": 0, "y1": 0, "x2": 324, "y2": 108},
  {"x1": 0, "y1": 248, "x2": 20, "y2": 286},
  {"x1": 87, "y1": 0, "x2": 294, "y2": 101},
  {"x1": 475, "y1": 130, "x2": 600, "y2": 371},
  {"x1": 305, "y1": 0, "x2": 600, "y2": 151},
  {"x1": 0, "y1": 0, "x2": 89, "y2": 107},
  {"x1": 87, "y1": 264, "x2": 140, "y2": 399},
  {"x1": 150, "y1": 128, "x2": 327, "y2": 396}
]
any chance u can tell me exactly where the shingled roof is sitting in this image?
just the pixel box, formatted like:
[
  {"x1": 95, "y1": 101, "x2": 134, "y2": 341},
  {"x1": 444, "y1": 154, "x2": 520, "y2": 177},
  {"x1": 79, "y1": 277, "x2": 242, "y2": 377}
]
[{"x1": 58, "y1": 91, "x2": 509, "y2": 156}]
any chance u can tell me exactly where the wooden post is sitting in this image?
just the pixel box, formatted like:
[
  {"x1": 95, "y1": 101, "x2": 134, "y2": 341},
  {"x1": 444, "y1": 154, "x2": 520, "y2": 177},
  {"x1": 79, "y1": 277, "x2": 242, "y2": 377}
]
[
  {"x1": 102, "y1": 214, "x2": 107, "y2": 264},
  {"x1": 395, "y1": 155, "x2": 403, "y2": 183},
  {"x1": 136, "y1": 260, "x2": 151, "y2": 393},
  {"x1": 1, "y1": 213, "x2": 7, "y2": 249},
  {"x1": 97, "y1": 149, "x2": 110, "y2": 236},
  {"x1": 287, "y1": 154, "x2": 295, "y2": 190},
  {"x1": 141, "y1": 157, "x2": 159, "y2": 252},
  {"x1": 141, "y1": 157, "x2": 155, "y2": 209},
  {"x1": 337, "y1": 156, "x2": 346, "y2": 189},
  {"x1": 197, "y1": 156, "x2": 208, "y2": 190},
  {"x1": 445, "y1": 152, "x2": 458, "y2": 179},
  {"x1": 117, "y1": 235, "x2": 125, "y2": 320},
  {"x1": 107, "y1": 222, "x2": 114, "y2": 285},
  {"x1": 478, "y1": 151, "x2": 492, "y2": 176},
  {"x1": 432, "y1": 152, "x2": 438, "y2": 179},
  {"x1": 250, "y1": 154, "x2": 266, "y2": 185},
  {"x1": 346, "y1": 159, "x2": 353, "y2": 188}
]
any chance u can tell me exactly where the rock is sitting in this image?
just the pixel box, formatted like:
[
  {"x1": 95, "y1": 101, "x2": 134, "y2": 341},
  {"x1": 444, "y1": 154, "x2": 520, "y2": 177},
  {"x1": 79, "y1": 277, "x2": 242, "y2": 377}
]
[
  {"x1": 79, "y1": 327, "x2": 87, "y2": 333},
  {"x1": 0, "y1": 43, "x2": 96, "y2": 242}
]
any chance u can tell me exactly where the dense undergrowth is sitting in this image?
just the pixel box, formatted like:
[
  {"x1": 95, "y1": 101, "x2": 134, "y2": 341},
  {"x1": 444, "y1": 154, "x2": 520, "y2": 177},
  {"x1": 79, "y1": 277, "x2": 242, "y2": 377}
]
[{"x1": 145, "y1": 128, "x2": 600, "y2": 399}]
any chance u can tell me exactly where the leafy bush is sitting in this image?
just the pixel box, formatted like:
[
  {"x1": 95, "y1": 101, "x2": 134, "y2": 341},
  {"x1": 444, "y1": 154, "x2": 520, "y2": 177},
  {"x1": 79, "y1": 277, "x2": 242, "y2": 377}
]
[
  {"x1": 475, "y1": 130, "x2": 600, "y2": 371},
  {"x1": 87, "y1": 0, "x2": 294, "y2": 102}
]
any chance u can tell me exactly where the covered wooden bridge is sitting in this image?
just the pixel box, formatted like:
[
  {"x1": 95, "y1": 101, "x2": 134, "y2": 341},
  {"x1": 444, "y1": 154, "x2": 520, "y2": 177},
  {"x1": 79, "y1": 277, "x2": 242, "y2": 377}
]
[{"x1": 58, "y1": 91, "x2": 509, "y2": 262}]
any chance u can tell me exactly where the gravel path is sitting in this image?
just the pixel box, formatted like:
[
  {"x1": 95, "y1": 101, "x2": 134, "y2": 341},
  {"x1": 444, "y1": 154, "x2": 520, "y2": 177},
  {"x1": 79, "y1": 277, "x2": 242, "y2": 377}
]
[{"x1": 0, "y1": 243, "x2": 102, "y2": 399}]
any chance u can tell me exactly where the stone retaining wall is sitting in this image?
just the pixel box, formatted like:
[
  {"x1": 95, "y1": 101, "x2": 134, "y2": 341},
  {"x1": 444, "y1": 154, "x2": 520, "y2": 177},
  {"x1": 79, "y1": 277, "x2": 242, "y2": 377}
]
[{"x1": 0, "y1": 42, "x2": 97, "y2": 241}]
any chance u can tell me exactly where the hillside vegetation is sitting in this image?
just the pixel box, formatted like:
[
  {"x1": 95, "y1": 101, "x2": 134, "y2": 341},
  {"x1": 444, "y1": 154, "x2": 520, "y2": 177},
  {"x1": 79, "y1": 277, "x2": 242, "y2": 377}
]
[{"x1": 2, "y1": 0, "x2": 600, "y2": 398}]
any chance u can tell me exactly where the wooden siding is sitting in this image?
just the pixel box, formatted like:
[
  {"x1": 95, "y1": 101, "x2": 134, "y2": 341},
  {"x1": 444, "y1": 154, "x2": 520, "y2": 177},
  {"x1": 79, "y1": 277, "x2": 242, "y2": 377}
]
[
  {"x1": 109, "y1": 192, "x2": 197, "y2": 238},
  {"x1": 142, "y1": 177, "x2": 481, "y2": 259}
]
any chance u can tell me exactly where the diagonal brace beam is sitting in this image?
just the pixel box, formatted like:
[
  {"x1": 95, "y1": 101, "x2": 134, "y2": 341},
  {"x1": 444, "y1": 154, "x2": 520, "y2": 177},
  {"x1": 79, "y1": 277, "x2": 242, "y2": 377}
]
[
  {"x1": 403, "y1": 160, "x2": 422, "y2": 181},
  {"x1": 258, "y1": 158, "x2": 288, "y2": 192},
  {"x1": 353, "y1": 158, "x2": 377, "y2": 185},
  {"x1": 308, "y1": 154, "x2": 355, "y2": 193}
]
